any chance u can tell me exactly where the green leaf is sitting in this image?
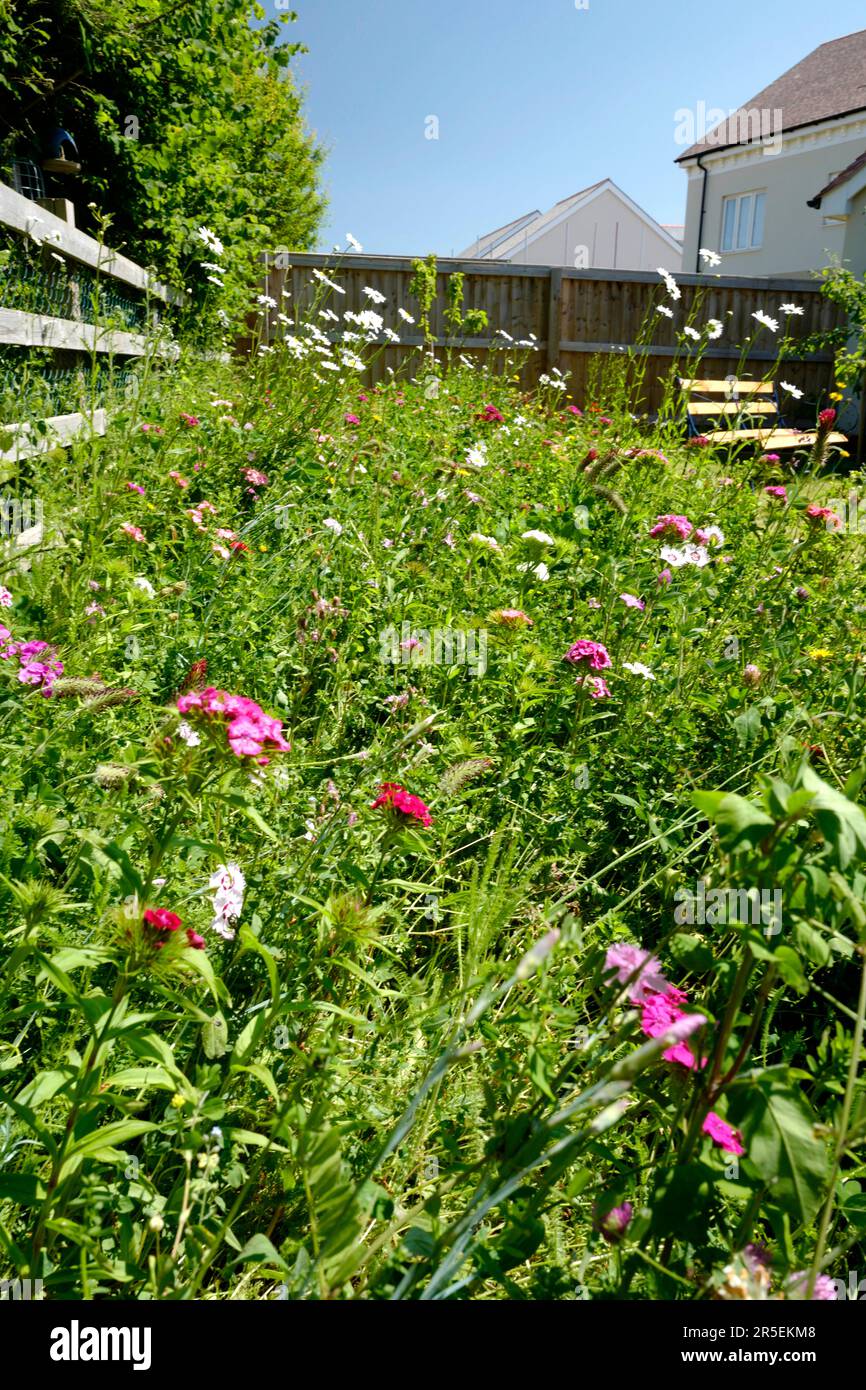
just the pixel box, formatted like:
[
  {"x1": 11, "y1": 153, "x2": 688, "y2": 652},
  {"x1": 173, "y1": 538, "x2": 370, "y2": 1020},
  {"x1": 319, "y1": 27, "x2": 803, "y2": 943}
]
[
  {"x1": 202, "y1": 1012, "x2": 229, "y2": 1059},
  {"x1": 692, "y1": 791, "x2": 774, "y2": 850},
  {"x1": 727, "y1": 1077, "x2": 828, "y2": 1223}
]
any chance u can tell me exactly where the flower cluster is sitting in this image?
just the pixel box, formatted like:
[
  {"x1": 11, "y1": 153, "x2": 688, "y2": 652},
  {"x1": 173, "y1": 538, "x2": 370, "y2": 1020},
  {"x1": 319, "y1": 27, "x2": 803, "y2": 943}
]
[
  {"x1": 0, "y1": 620, "x2": 64, "y2": 697},
  {"x1": 208, "y1": 863, "x2": 245, "y2": 941},
  {"x1": 176, "y1": 687, "x2": 291, "y2": 762},
  {"x1": 371, "y1": 782, "x2": 433, "y2": 827},
  {"x1": 143, "y1": 906, "x2": 205, "y2": 951}
]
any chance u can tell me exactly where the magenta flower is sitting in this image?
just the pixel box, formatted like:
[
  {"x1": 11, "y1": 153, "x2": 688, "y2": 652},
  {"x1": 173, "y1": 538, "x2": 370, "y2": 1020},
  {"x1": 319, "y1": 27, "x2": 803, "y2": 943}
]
[
  {"x1": 564, "y1": 639, "x2": 611, "y2": 670},
  {"x1": 788, "y1": 1271, "x2": 837, "y2": 1301},
  {"x1": 344, "y1": 413, "x2": 361, "y2": 427},
  {"x1": 126, "y1": 481, "x2": 145, "y2": 496},
  {"x1": 619, "y1": 593, "x2": 645, "y2": 611},
  {"x1": 595, "y1": 1201, "x2": 633, "y2": 1244},
  {"x1": 702, "y1": 1111, "x2": 745, "y2": 1155},
  {"x1": 640, "y1": 988, "x2": 707, "y2": 1069},
  {"x1": 177, "y1": 687, "x2": 291, "y2": 762},
  {"x1": 657, "y1": 568, "x2": 673, "y2": 586},
  {"x1": 604, "y1": 942, "x2": 670, "y2": 1003},
  {"x1": 121, "y1": 523, "x2": 146, "y2": 543},
  {"x1": 764, "y1": 485, "x2": 787, "y2": 500},
  {"x1": 649, "y1": 514, "x2": 692, "y2": 541}
]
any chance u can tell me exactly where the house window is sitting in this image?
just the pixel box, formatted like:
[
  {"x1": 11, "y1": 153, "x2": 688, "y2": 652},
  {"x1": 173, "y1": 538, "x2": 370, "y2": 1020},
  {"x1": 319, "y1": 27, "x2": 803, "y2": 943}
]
[{"x1": 721, "y1": 191, "x2": 766, "y2": 251}]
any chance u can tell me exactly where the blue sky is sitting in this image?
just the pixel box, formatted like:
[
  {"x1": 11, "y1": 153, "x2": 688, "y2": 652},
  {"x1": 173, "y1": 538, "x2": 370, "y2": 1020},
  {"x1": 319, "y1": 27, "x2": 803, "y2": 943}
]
[{"x1": 282, "y1": 1, "x2": 866, "y2": 256}]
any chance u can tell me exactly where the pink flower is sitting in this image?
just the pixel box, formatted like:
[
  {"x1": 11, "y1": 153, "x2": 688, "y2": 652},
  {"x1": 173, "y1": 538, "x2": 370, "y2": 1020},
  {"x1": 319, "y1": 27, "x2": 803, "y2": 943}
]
[
  {"x1": 169, "y1": 471, "x2": 189, "y2": 488},
  {"x1": 143, "y1": 907, "x2": 182, "y2": 932},
  {"x1": 565, "y1": 404, "x2": 582, "y2": 417},
  {"x1": 478, "y1": 403, "x2": 505, "y2": 423},
  {"x1": 176, "y1": 687, "x2": 291, "y2": 760},
  {"x1": 619, "y1": 593, "x2": 645, "y2": 611},
  {"x1": 371, "y1": 782, "x2": 432, "y2": 827},
  {"x1": 764, "y1": 485, "x2": 787, "y2": 500},
  {"x1": 805, "y1": 504, "x2": 842, "y2": 529},
  {"x1": 818, "y1": 407, "x2": 836, "y2": 427},
  {"x1": 186, "y1": 929, "x2": 206, "y2": 950},
  {"x1": 640, "y1": 988, "x2": 707, "y2": 1069},
  {"x1": 760, "y1": 453, "x2": 781, "y2": 464},
  {"x1": 702, "y1": 1111, "x2": 745, "y2": 1155},
  {"x1": 564, "y1": 639, "x2": 611, "y2": 670},
  {"x1": 577, "y1": 674, "x2": 611, "y2": 699},
  {"x1": 126, "y1": 481, "x2": 145, "y2": 495},
  {"x1": 605, "y1": 942, "x2": 670, "y2": 1003},
  {"x1": 657, "y1": 568, "x2": 673, "y2": 586},
  {"x1": 0, "y1": 587, "x2": 11, "y2": 608},
  {"x1": 180, "y1": 412, "x2": 200, "y2": 427},
  {"x1": 344, "y1": 413, "x2": 361, "y2": 427},
  {"x1": 788, "y1": 1271, "x2": 837, "y2": 1301},
  {"x1": 595, "y1": 1201, "x2": 632, "y2": 1243},
  {"x1": 491, "y1": 608, "x2": 533, "y2": 627},
  {"x1": 121, "y1": 523, "x2": 146, "y2": 543},
  {"x1": 649, "y1": 514, "x2": 692, "y2": 541}
]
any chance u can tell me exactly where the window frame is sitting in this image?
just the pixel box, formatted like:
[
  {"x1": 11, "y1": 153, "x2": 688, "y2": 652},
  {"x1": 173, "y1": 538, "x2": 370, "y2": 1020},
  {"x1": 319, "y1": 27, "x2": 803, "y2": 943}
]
[{"x1": 720, "y1": 190, "x2": 766, "y2": 252}]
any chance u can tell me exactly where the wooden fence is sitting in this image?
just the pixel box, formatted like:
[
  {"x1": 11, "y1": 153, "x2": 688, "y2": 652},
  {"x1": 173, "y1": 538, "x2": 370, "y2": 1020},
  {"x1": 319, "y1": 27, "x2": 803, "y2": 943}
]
[
  {"x1": 0, "y1": 181, "x2": 183, "y2": 463},
  {"x1": 259, "y1": 252, "x2": 847, "y2": 417}
]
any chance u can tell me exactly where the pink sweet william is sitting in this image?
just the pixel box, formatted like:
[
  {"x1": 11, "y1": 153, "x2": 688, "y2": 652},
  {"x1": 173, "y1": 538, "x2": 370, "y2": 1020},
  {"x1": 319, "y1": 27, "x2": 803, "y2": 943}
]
[
  {"x1": 121, "y1": 523, "x2": 146, "y2": 543},
  {"x1": 176, "y1": 687, "x2": 291, "y2": 762},
  {"x1": 564, "y1": 639, "x2": 611, "y2": 670},
  {"x1": 764, "y1": 485, "x2": 787, "y2": 500},
  {"x1": 371, "y1": 782, "x2": 432, "y2": 827},
  {"x1": 702, "y1": 1111, "x2": 745, "y2": 1155},
  {"x1": 640, "y1": 988, "x2": 707, "y2": 1069},
  {"x1": 605, "y1": 942, "x2": 670, "y2": 1003},
  {"x1": 649, "y1": 514, "x2": 692, "y2": 541},
  {"x1": 143, "y1": 907, "x2": 182, "y2": 932}
]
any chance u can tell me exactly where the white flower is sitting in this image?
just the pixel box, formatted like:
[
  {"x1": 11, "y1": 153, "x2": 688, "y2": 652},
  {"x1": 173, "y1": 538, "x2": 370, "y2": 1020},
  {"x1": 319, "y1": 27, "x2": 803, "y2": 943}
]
[
  {"x1": 196, "y1": 225, "x2": 224, "y2": 256},
  {"x1": 752, "y1": 310, "x2": 779, "y2": 333},
  {"x1": 346, "y1": 233, "x2": 363, "y2": 251},
  {"x1": 469, "y1": 532, "x2": 501, "y2": 552},
  {"x1": 466, "y1": 443, "x2": 488, "y2": 469},
  {"x1": 323, "y1": 517, "x2": 343, "y2": 536},
  {"x1": 311, "y1": 268, "x2": 345, "y2": 294},
  {"x1": 355, "y1": 309, "x2": 383, "y2": 336},
  {"x1": 660, "y1": 544, "x2": 711, "y2": 569},
  {"x1": 0, "y1": 586, "x2": 11, "y2": 607},
  {"x1": 200, "y1": 261, "x2": 223, "y2": 273},
  {"x1": 699, "y1": 248, "x2": 722, "y2": 267},
  {"x1": 656, "y1": 304, "x2": 674, "y2": 319},
  {"x1": 698, "y1": 525, "x2": 725, "y2": 547},
  {"x1": 780, "y1": 381, "x2": 803, "y2": 399},
  {"x1": 206, "y1": 276, "x2": 224, "y2": 287},
  {"x1": 779, "y1": 303, "x2": 804, "y2": 316},
  {"x1": 177, "y1": 720, "x2": 201, "y2": 747},
  {"x1": 533, "y1": 561, "x2": 550, "y2": 581},
  {"x1": 132, "y1": 576, "x2": 155, "y2": 597},
  {"x1": 657, "y1": 268, "x2": 681, "y2": 301},
  {"x1": 398, "y1": 307, "x2": 415, "y2": 324},
  {"x1": 706, "y1": 319, "x2": 724, "y2": 339},
  {"x1": 521, "y1": 529, "x2": 555, "y2": 546},
  {"x1": 208, "y1": 862, "x2": 245, "y2": 940},
  {"x1": 256, "y1": 294, "x2": 277, "y2": 309},
  {"x1": 623, "y1": 661, "x2": 656, "y2": 680},
  {"x1": 683, "y1": 326, "x2": 701, "y2": 341},
  {"x1": 363, "y1": 286, "x2": 386, "y2": 304}
]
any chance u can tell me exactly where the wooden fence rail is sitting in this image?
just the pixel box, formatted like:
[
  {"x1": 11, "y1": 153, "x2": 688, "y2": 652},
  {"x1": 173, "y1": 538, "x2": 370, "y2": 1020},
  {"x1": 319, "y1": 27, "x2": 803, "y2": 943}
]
[
  {"x1": 0, "y1": 180, "x2": 182, "y2": 463},
  {"x1": 259, "y1": 252, "x2": 847, "y2": 416}
]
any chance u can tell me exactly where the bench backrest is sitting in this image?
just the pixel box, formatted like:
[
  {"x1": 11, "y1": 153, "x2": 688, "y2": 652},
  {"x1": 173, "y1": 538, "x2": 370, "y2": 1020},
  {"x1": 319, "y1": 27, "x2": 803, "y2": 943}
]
[{"x1": 679, "y1": 377, "x2": 781, "y2": 437}]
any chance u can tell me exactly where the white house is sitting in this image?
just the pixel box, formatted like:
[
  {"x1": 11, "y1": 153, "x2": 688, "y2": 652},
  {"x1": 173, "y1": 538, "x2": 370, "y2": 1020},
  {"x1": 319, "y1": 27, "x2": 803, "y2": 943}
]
[
  {"x1": 676, "y1": 28, "x2": 866, "y2": 278},
  {"x1": 460, "y1": 179, "x2": 683, "y2": 272}
]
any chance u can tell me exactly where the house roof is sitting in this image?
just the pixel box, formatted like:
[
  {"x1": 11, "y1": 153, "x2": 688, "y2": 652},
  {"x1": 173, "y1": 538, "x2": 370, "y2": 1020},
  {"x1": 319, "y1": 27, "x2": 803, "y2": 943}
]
[
  {"x1": 460, "y1": 209, "x2": 541, "y2": 260},
  {"x1": 461, "y1": 179, "x2": 681, "y2": 261},
  {"x1": 676, "y1": 27, "x2": 866, "y2": 161},
  {"x1": 808, "y1": 146, "x2": 866, "y2": 205},
  {"x1": 459, "y1": 182, "x2": 606, "y2": 259}
]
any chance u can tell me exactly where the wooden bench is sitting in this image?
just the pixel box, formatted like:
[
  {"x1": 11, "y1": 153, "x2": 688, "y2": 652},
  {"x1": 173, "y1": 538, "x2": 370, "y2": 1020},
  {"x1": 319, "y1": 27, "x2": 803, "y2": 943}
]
[{"x1": 679, "y1": 377, "x2": 847, "y2": 451}]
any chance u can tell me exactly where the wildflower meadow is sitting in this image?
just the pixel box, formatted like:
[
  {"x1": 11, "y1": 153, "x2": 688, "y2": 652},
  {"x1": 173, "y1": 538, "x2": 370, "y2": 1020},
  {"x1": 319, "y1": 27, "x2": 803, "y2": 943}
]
[{"x1": 2, "y1": 245, "x2": 866, "y2": 1319}]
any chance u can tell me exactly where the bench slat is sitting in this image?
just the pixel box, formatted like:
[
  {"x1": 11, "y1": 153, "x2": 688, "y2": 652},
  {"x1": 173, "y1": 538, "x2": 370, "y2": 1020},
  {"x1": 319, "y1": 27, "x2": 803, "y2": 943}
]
[
  {"x1": 688, "y1": 401, "x2": 778, "y2": 416},
  {"x1": 702, "y1": 428, "x2": 847, "y2": 447},
  {"x1": 680, "y1": 378, "x2": 775, "y2": 395}
]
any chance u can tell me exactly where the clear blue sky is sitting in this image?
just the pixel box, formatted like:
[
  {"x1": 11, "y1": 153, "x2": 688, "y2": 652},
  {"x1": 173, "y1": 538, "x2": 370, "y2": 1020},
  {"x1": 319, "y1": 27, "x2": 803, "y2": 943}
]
[{"x1": 282, "y1": 0, "x2": 866, "y2": 256}]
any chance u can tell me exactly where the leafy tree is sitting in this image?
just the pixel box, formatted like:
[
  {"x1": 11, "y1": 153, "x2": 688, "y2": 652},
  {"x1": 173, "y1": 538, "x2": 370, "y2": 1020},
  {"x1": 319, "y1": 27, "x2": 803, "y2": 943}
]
[{"x1": 0, "y1": 0, "x2": 325, "y2": 295}]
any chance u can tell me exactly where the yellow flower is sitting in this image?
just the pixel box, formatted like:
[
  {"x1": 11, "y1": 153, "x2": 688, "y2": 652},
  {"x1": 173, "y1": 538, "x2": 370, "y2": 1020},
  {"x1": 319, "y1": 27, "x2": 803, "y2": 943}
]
[
  {"x1": 829, "y1": 392, "x2": 843, "y2": 402},
  {"x1": 170, "y1": 1093, "x2": 186, "y2": 1110},
  {"x1": 806, "y1": 647, "x2": 833, "y2": 661},
  {"x1": 259, "y1": 543, "x2": 268, "y2": 552}
]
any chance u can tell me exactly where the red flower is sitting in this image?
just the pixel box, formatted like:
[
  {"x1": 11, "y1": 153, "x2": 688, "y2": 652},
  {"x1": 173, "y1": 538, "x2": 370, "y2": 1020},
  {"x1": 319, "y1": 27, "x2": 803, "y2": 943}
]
[
  {"x1": 186, "y1": 929, "x2": 206, "y2": 950},
  {"x1": 371, "y1": 782, "x2": 433, "y2": 827},
  {"x1": 818, "y1": 407, "x2": 836, "y2": 427},
  {"x1": 143, "y1": 907, "x2": 182, "y2": 932}
]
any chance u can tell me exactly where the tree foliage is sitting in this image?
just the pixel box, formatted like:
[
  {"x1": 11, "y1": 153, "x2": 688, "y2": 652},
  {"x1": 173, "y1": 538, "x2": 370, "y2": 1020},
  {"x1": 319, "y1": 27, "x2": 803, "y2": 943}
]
[{"x1": 0, "y1": 0, "x2": 325, "y2": 288}]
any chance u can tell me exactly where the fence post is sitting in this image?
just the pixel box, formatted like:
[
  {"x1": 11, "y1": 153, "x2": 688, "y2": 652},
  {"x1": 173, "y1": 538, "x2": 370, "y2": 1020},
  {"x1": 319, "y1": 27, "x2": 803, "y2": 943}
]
[{"x1": 546, "y1": 268, "x2": 562, "y2": 373}]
